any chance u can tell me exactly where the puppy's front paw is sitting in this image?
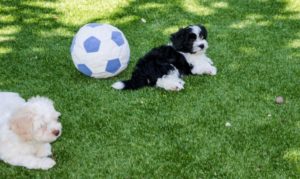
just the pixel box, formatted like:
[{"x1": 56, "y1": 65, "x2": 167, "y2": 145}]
[
  {"x1": 38, "y1": 158, "x2": 56, "y2": 170},
  {"x1": 164, "y1": 80, "x2": 185, "y2": 91},
  {"x1": 209, "y1": 66, "x2": 217, "y2": 76},
  {"x1": 171, "y1": 80, "x2": 185, "y2": 91}
]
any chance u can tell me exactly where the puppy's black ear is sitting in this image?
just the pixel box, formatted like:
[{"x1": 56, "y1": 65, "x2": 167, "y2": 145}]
[
  {"x1": 198, "y1": 24, "x2": 207, "y2": 39},
  {"x1": 170, "y1": 28, "x2": 184, "y2": 50},
  {"x1": 170, "y1": 28, "x2": 190, "y2": 51}
]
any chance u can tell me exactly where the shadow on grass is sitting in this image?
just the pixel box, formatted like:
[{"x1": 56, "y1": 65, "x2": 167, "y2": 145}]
[{"x1": 0, "y1": 0, "x2": 79, "y2": 95}]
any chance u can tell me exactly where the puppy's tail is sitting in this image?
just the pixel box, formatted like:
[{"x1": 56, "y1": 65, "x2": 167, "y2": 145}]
[{"x1": 112, "y1": 77, "x2": 147, "y2": 90}]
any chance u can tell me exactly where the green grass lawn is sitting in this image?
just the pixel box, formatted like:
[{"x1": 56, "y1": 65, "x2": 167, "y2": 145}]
[{"x1": 1, "y1": 0, "x2": 300, "y2": 178}]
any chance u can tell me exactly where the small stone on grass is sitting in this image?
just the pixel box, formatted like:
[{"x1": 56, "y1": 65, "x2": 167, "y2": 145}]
[
  {"x1": 225, "y1": 122, "x2": 232, "y2": 127},
  {"x1": 275, "y1": 96, "x2": 284, "y2": 104}
]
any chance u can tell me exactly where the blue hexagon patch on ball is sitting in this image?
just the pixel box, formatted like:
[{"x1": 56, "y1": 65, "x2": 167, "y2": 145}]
[
  {"x1": 84, "y1": 36, "x2": 101, "y2": 53},
  {"x1": 106, "y1": 58, "x2": 121, "y2": 73},
  {"x1": 111, "y1": 31, "x2": 124, "y2": 46},
  {"x1": 77, "y1": 64, "x2": 92, "y2": 76}
]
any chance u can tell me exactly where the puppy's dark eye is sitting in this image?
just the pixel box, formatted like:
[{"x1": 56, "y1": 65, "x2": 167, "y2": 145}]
[{"x1": 188, "y1": 33, "x2": 196, "y2": 40}]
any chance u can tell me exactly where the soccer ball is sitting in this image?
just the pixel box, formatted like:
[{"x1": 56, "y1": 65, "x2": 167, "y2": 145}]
[{"x1": 70, "y1": 23, "x2": 130, "y2": 78}]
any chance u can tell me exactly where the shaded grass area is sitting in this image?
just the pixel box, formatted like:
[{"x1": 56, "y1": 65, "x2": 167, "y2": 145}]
[{"x1": 0, "y1": 0, "x2": 300, "y2": 177}]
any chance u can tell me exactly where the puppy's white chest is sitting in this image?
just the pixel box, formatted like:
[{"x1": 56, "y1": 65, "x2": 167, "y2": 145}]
[
  {"x1": 184, "y1": 53, "x2": 208, "y2": 68},
  {"x1": 182, "y1": 53, "x2": 216, "y2": 75}
]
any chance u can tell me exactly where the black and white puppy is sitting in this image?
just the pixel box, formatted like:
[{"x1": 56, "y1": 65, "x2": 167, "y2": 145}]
[{"x1": 112, "y1": 24, "x2": 217, "y2": 91}]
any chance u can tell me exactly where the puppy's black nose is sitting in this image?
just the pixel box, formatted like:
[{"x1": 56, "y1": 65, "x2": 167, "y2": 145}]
[
  {"x1": 52, "y1": 130, "x2": 60, "y2": 136},
  {"x1": 199, "y1": 44, "x2": 205, "y2": 49}
]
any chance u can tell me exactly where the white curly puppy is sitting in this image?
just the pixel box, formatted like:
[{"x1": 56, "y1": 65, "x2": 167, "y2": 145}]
[{"x1": 0, "y1": 92, "x2": 62, "y2": 170}]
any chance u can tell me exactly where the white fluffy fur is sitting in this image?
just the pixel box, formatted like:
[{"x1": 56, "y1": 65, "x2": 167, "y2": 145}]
[
  {"x1": 156, "y1": 68, "x2": 185, "y2": 91},
  {"x1": 0, "y1": 92, "x2": 62, "y2": 170},
  {"x1": 182, "y1": 52, "x2": 217, "y2": 75},
  {"x1": 186, "y1": 26, "x2": 217, "y2": 76}
]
